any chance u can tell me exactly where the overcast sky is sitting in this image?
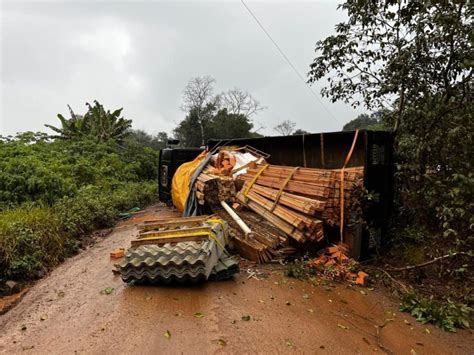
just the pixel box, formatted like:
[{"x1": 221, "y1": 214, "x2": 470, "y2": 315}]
[{"x1": 0, "y1": 0, "x2": 364, "y2": 137}]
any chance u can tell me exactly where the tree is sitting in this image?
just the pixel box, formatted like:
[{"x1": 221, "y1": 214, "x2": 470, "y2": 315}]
[
  {"x1": 308, "y1": 2, "x2": 473, "y2": 248},
  {"x1": 44, "y1": 105, "x2": 88, "y2": 140},
  {"x1": 209, "y1": 109, "x2": 254, "y2": 140},
  {"x1": 274, "y1": 120, "x2": 296, "y2": 136},
  {"x1": 84, "y1": 101, "x2": 131, "y2": 142},
  {"x1": 174, "y1": 107, "x2": 257, "y2": 147},
  {"x1": 45, "y1": 101, "x2": 132, "y2": 143},
  {"x1": 308, "y1": 2, "x2": 471, "y2": 133},
  {"x1": 181, "y1": 76, "x2": 219, "y2": 146},
  {"x1": 126, "y1": 130, "x2": 168, "y2": 150},
  {"x1": 218, "y1": 88, "x2": 265, "y2": 117},
  {"x1": 292, "y1": 129, "x2": 310, "y2": 135},
  {"x1": 178, "y1": 76, "x2": 265, "y2": 146},
  {"x1": 342, "y1": 109, "x2": 391, "y2": 131}
]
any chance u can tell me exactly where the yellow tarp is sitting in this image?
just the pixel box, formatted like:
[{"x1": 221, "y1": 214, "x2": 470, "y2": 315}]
[{"x1": 171, "y1": 151, "x2": 208, "y2": 212}]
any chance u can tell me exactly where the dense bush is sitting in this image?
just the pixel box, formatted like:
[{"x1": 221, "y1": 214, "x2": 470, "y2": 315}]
[
  {"x1": 0, "y1": 132, "x2": 159, "y2": 280},
  {"x1": 0, "y1": 132, "x2": 159, "y2": 208}
]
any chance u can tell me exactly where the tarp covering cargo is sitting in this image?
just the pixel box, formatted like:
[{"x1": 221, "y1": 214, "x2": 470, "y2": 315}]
[{"x1": 171, "y1": 151, "x2": 208, "y2": 212}]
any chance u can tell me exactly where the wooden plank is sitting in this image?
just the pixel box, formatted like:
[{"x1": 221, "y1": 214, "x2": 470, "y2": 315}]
[
  {"x1": 246, "y1": 191, "x2": 313, "y2": 231},
  {"x1": 131, "y1": 234, "x2": 209, "y2": 247},
  {"x1": 250, "y1": 184, "x2": 325, "y2": 214},
  {"x1": 238, "y1": 174, "x2": 330, "y2": 198},
  {"x1": 237, "y1": 193, "x2": 305, "y2": 243},
  {"x1": 141, "y1": 215, "x2": 211, "y2": 226},
  {"x1": 138, "y1": 226, "x2": 212, "y2": 239}
]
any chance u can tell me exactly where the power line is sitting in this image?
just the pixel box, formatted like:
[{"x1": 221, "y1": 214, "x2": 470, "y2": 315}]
[{"x1": 240, "y1": 0, "x2": 341, "y2": 126}]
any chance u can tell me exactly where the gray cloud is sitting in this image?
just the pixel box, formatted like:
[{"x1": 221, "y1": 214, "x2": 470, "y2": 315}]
[{"x1": 1, "y1": 1, "x2": 364, "y2": 136}]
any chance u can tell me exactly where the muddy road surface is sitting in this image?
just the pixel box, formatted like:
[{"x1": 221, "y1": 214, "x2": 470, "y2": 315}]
[{"x1": 0, "y1": 205, "x2": 472, "y2": 354}]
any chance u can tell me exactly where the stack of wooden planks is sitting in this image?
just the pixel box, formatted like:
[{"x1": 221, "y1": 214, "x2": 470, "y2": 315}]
[
  {"x1": 195, "y1": 167, "x2": 236, "y2": 205},
  {"x1": 195, "y1": 173, "x2": 220, "y2": 205},
  {"x1": 235, "y1": 164, "x2": 364, "y2": 243},
  {"x1": 213, "y1": 207, "x2": 297, "y2": 263}
]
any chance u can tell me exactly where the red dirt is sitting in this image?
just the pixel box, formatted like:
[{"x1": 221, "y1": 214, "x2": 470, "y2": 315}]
[{"x1": 0, "y1": 205, "x2": 472, "y2": 354}]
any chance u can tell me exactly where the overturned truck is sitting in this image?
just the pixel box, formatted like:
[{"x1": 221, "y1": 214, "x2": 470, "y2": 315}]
[
  {"x1": 159, "y1": 130, "x2": 393, "y2": 261},
  {"x1": 118, "y1": 129, "x2": 393, "y2": 284}
]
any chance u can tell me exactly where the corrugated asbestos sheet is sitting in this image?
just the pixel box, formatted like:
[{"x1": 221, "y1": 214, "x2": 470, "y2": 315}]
[
  {"x1": 119, "y1": 217, "x2": 238, "y2": 284},
  {"x1": 120, "y1": 240, "x2": 215, "y2": 283}
]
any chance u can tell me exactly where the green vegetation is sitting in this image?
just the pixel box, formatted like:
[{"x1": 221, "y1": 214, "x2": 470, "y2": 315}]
[
  {"x1": 176, "y1": 76, "x2": 264, "y2": 146},
  {"x1": 342, "y1": 110, "x2": 391, "y2": 131},
  {"x1": 0, "y1": 103, "x2": 159, "y2": 280},
  {"x1": 309, "y1": 1, "x2": 473, "y2": 329},
  {"x1": 45, "y1": 101, "x2": 132, "y2": 142},
  {"x1": 400, "y1": 293, "x2": 471, "y2": 332},
  {"x1": 174, "y1": 105, "x2": 260, "y2": 147}
]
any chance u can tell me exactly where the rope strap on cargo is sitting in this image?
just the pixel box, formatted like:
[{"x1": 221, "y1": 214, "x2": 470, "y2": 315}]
[
  {"x1": 206, "y1": 218, "x2": 229, "y2": 245},
  {"x1": 340, "y1": 129, "x2": 359, "y2": 242},
  {"x1": 270, "y1": 167, "x2": 299, "y2": 212},
  {"x1": 243, "y1": 164, "x2": 269, "y2": 197},
  {"x1": 208, "y1": 230, "x2": 231, "y2": 257}
]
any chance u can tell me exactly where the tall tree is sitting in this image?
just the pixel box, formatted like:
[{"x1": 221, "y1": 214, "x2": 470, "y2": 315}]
[
  {"x1": 181, "y1": 76, "x2": 219, "y2": 146},
  {"x1": 174, "y1": 107, "x2": 257, "y2": 147},
  {"x1": 308, "y1": 2, "x2": 471, "y2": 133},
  {"x1": 209, "y1": 109, "x2": 255, "y2": 140},
  {"x1": 274, "y1": 120, "x2": 296, "y2": 136},
  {"x1": 218, "y1": 88, "x2": 265, "y2": 117},
  {"x1": 308, "y1": 2, "x2": 473, "y2": 246}
]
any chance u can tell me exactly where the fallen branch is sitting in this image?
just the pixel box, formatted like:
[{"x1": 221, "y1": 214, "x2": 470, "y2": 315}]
[
  {"x1": 385, "y1": 251, "x2": 471, "y2": 272},
  {"x1": 364, "y1": 266, "x2": 411, "y2": 294}
]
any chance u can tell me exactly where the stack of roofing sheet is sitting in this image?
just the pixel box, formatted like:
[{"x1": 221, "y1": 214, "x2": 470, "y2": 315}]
[{"x1": 119, "y1": 216, "x2": 238, "y2": 284}]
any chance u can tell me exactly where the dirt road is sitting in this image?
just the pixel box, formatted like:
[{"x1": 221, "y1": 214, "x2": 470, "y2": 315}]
[{"x1": 0, "y1": 205, "x2": 472, "y2": 354}]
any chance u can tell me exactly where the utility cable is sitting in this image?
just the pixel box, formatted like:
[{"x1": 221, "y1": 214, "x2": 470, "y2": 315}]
[{"x1": 240, "y1": 0, "x2": 341, "y2": 126}]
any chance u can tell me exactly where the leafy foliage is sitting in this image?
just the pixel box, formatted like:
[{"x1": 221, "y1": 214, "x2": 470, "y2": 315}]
[
  {"x1": 400, "y1": 293, "x2": 471, "y2": 332},
  {"x1": 0, "y1": 134, "x2": 158, "y2": 208},
  {"x1": 125, "y1": 129, "x2": 168, "y2": 150},
  {"x1": 0, "y1": 182, "x2": 156, "y2": 279},
  {"x1": 342, "y1": 109, "x2": 391, "y2": 131},
  {"x1": 45, "y1": 101, "x2": 132, "y2": 142},
  {"x1": 309, "y1": 1, "x2": 473, "y2": 330},
  {"x1": 308, "y1": 1, "x2": 473, "y2": 251},
  {"x1": 174, "y1": 106, "x2": 258, "y2": 147},
  {"x1": 0, "y1": 130, "x2": 159, "y2": 280}
]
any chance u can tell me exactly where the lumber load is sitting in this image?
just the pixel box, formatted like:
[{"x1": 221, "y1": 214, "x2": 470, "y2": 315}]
[
  {"x1": 234, "y1": 164, "x2": 364, "y2": 243},
  {"x1": 213, "y1": 207, "x2": 297, "y2": 264},
  {"x1": 194, "y1": 168, "x2": 237, "y2": 205},
  {"x1": 251, "y1": 184, "x2": 325, "y2": 215}
]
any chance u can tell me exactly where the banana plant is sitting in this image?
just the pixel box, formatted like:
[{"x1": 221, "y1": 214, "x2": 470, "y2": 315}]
[{"x1": 45, "y1": 101, "x2": 132, "y2": 143}]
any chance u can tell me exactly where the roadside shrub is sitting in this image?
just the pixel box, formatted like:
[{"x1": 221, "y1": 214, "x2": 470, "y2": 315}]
[
  {"x1": 0, "y1": 205, "x2": 64, "y2": 279},
  {"x1": 54, "y1": 181, "x2": 157, "y2": 237},
  {"x1": 0, "y1": 131, "x2": 159, "y2": 281},
  {"x1": 0, "y1": 182, "x2": 157, "y2": 280},
  {"x1": 0, "y1": 134, "x2": 159, "y2": 208}
]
